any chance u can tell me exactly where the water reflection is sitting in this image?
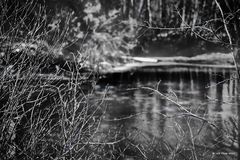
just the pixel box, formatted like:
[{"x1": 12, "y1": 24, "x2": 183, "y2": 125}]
[{"x1": 96, "y1": 68, "x2": 238, "y2": 158}]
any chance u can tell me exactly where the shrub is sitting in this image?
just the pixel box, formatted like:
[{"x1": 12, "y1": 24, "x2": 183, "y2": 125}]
[{"x1": 0, "y1": 1, "x2": 105, "y2": 159}]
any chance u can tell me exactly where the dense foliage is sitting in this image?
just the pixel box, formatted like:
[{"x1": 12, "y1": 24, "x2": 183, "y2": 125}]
[
  {"x1": 2, "y1": 0, "x2": 240, "y2": 63},
  {"x1": 42, "y1": 0, "x2": 240, "y2": 58}
]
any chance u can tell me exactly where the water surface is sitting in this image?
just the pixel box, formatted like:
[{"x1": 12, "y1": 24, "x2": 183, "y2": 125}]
[{"x1": 95, "y1": 68, "x2": 238, "y2": 159}]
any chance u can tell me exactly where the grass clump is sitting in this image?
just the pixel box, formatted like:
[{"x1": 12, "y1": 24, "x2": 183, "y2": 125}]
[{"x1": 0, "y1": 1, "x2": 106, "y2": 159}]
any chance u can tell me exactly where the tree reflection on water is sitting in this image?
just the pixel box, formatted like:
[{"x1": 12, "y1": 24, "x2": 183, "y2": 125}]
[{"x1": 96, "y1": 68, "x2": 238, "y2": 159}]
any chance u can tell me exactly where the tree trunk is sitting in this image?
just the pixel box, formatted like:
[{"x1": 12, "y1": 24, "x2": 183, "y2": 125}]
[
  {"x1": 126, "y1": 0, "x2": 130, "y2": 18},
  {"x1": 147, "y1": 0, "x2": 152, "y2": 25},
  {"x1": 138, "y1": 0, "x2": 144, "y2": 16},
  {"x1": 122, "y1": 0, "x2": 129, "y2": 18},
  {"x1": 158, "y1": 0, "x2": 163, "y2": 25},
  {"x1": 192, "y1": 0, "x2": 199, "y2": 30},
  {"x1": 131, "y1": 0, "x2": 136, "y2": 17},
  {"x1": 180, "y1": 0, "x2": 186, "y2": 29}
]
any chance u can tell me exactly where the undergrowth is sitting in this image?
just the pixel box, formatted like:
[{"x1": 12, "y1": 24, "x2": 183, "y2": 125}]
[{"x1": 0, "y1": 1, "x2": 105, "y2": 159}]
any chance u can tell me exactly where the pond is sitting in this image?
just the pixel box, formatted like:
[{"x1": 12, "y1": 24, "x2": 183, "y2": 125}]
[{"x1": 95, "y1": 68, "x2": 239, "y2": 159}]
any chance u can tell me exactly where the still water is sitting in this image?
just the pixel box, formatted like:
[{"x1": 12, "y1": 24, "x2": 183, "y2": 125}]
[{"x1": 95, "y1": 68, "x2": 238, "y2": 159}]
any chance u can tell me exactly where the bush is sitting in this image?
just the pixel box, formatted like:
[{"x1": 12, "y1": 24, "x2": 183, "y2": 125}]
[{"x1": 0, "y1": 1, "x2": 105, "y2": 159}]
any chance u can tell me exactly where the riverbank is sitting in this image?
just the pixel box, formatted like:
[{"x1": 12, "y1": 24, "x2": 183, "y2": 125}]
[
  {"x1": 99, "y1": 52, "x2": 235, "y2": 74},
  {"x1": 6, "y1": 52, "x2": 233, "y2": 81}
]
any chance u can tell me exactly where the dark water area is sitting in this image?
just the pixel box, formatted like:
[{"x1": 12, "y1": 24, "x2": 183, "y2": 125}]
[
  {"x1": 133, "y1": 39, "x2": 230, "y2": 57},
  {"x1": 95, "y1": 68, "x2": 238, "y2": 159}
]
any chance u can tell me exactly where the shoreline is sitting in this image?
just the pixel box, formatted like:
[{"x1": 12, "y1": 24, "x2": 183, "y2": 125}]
[{"x1": 99, "y1": 53, "x2": 236, "y2": 74}]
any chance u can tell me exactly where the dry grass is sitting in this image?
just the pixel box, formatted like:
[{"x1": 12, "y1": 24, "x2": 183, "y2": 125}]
[{"x1": 0, "y1": 1, "x2": 106, "y2": 159}]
